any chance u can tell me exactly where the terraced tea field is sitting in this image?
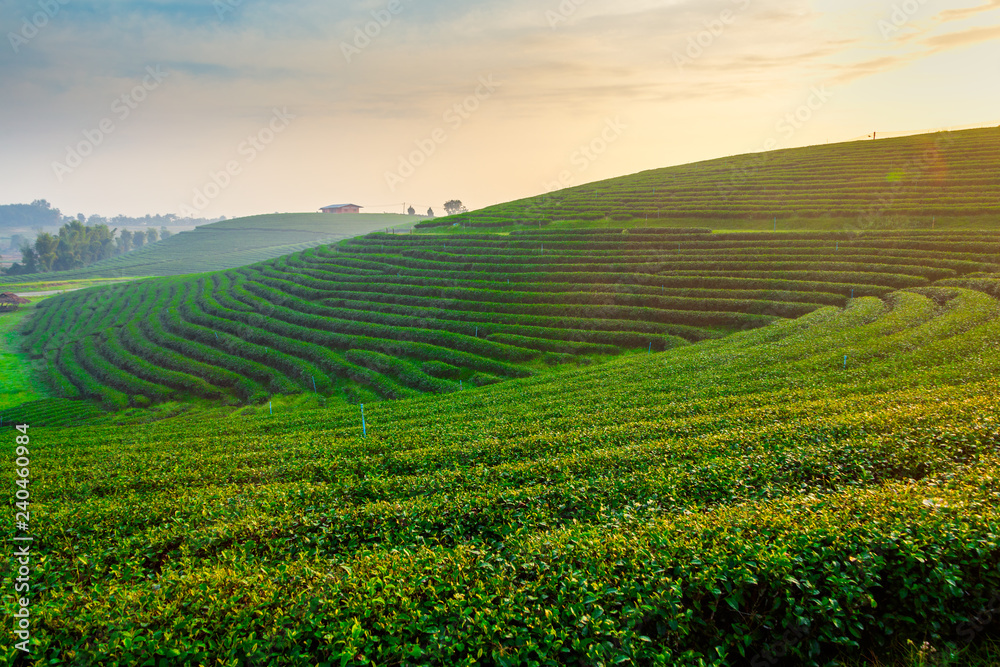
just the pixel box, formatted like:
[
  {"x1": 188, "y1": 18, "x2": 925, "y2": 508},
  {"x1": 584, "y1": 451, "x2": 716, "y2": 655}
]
[
  {"x1": 419, "y1": 127, "x2": 1000, "y2": 230},
  {"x1": 6, "y1": 274, "x2": 1000, "y2": 665},
  {"x1": 0, "y1": 212, "x2": 416, "y2": 284},
  {"x1": 19, "y1": 228, "x2": 1000, "y2": 410}
]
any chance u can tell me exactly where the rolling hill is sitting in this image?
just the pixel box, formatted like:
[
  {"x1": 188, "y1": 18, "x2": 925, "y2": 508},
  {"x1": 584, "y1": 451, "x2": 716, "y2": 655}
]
[
  {"x1": 17, "y1": 228, "x2": 1000, "y2": 411},
  {"x1": 0, "y1": 212, "x2": 418, "y2": 284},
  {"x1": 5, "y1": 128, "x2": 1000, "y2": 665},
  {"x1": 10, "y1": 277, "x2": 1000, "y2": 665},
  {"x1": 419, "y1": 126, "x2": 1000, "y2": 230}
]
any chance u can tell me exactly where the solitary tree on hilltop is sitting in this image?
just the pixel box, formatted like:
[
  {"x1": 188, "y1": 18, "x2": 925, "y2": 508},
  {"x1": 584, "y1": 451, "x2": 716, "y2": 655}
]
[
  {"x1": 427, "y1": 207, "x2": 435, "y2": 217},
  {"x1": 407, "y1": 206, "x2": 416, "y2": 215},
  {"x1": 444, "y1": 200, "x2": 467, "y2": 216}
]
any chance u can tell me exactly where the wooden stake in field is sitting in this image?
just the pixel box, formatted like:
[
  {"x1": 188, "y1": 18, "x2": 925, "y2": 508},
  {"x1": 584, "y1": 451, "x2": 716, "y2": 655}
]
[{"x1": 361, "y1": 404, "x2": 366, "y2": 438}]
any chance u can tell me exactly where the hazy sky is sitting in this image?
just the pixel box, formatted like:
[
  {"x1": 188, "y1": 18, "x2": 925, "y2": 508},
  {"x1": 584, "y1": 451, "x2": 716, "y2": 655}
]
[{"x1": 1, "y1": 0, "x2": 998, "y2": 219}]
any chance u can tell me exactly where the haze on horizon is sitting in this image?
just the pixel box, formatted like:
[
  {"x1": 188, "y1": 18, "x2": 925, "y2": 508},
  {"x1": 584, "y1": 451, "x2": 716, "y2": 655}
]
[{"x1": 1, "y1": 0, "x2": 998, "y2": 220}]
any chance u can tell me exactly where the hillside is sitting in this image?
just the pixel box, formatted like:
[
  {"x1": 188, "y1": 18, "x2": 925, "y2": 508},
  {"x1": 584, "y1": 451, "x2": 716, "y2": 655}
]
[
  {"x1": 9, "y1": 277, "x2": 1000, "y2": 664},
  {"x1": 418, "y1": 127, "x2": 1000, "y2": 230},
  {"x1": 17, "y1": 228, "x2": 1000, "y2": 411},
  {"x1": 0, "y1": 213, "x2": 418, "y2": 284}
]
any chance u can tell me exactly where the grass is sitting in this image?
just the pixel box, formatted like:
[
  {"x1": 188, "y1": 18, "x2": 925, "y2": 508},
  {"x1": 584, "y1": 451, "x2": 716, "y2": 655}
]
[
  {"x1": 0, "y1": 212, "x2": 420, "y2": 284},
  {"x1": 0, "y1": 307, "x2": 48, "y2": 411},
  {"x1": 4, "y1": 281, "x2": 1000, "y2": 665},
  {"x1": 0, "y1": 277, "x2": 135, "y2": 294}
]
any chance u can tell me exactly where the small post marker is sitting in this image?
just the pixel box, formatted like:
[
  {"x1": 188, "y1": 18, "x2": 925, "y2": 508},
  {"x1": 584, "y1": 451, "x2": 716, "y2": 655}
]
[
  {"x1": 851, "y1": 288, "x2": 855, "y2": 298},
  {"x1": 475, "y1": 326, "x2": 478, "y2": 337},
  {"x1": 844, "y1": 355, "x2": 848, "y2": 369},
  {"x1": 361, "y1": 403, "x2": 366, "y2": 438},
  {"x1": 312, "y1": 376, "x2": 317, "y2": 392},
  {"x1": 215, "y1": 332, "x2": 219, "y2": 341},
  {"x1": 269, "y1": 401, "x2": 273, "y2": 415},
  {"x1": 648, "y1": 342, "x2": 652, "y2": 354}
]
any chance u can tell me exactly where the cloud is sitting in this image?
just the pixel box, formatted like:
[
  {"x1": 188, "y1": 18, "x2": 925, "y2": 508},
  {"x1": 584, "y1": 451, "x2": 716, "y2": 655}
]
[
  {"x1": 921, "y1": 22, "x2": 1000, "y2": 51},
  {"x1": 934, "y1": 0, "x2": 1000, "y2": 23}
]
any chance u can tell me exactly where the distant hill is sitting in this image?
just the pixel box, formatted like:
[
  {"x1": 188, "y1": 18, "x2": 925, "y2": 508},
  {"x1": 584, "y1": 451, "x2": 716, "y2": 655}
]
[
  {"x1": 0, "y1": 212, "x2": 419, "y2": 283},
  {"x1": 419, "y1": 127, "x2": 1000, "y2": 231},
  {"x1": 0, "y1": 200, "x2": 61, "y2": 232}
]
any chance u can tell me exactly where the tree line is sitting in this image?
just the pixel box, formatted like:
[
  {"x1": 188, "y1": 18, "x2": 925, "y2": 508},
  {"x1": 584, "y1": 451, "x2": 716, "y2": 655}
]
[{"x1": 3, "y1": 220, "x2": 172, "y2": 276}]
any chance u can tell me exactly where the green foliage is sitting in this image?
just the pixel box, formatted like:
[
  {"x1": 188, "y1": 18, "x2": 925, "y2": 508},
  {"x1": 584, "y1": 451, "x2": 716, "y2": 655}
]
[
  {"x1": 6, "y1": 284, "x2": 1000, "y2": 664},
  {"x1": 17, "y1": 228, "x2": 1000, "y2": 412}
]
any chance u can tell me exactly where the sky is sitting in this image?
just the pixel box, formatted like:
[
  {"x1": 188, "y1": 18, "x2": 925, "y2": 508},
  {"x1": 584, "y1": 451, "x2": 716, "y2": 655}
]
[{"x1": 0, "y1": 0, "x2": 998, "y2": 219}]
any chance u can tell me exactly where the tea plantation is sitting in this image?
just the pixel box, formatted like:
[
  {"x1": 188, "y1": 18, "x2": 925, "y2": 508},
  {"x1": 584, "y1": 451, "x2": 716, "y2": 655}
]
[
  {"x1": 4, "y1": 127, "x2": 1000, "y2": 665},
  {"x1": 419, "y1": 127, "x2": 1000, "y2": 230},
  {"x1": 18, "y1": 228, "x2": 1000, "y2": 411},
  {"x1": 4, "y1": 275, "x2": 1000, "y2": 664},
  {"x1": 0, "y1": 212, "x2": 415, "y2": 284}
]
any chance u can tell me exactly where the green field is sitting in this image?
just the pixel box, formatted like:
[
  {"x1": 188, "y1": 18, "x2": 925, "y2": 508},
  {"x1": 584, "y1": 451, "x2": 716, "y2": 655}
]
[
  {"x1": 3, "y1": 130, "x2": 1000, "y2": 665},
  {"x1": 0, "y1": 213, "x2": 418, "y2": 284},
  {"x1": 0, "y1": 308, "x2": 48, "y2": 411},
  {"x1": 5, "y1": 276, "x2": 1000, "y2": 664},
  {"x1": 18, "y1": 228, "x2": 1000, "y2": 411},
  {"x1": 417, "y1": 127, "x2": 1000, "y2": 231}
]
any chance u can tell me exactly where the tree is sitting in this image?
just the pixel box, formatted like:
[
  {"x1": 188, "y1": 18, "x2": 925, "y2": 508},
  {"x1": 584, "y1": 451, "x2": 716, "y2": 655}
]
[
  {"x1": 4, "y1": 243, "x2": 37, "y2": 275},
  {"x1": 34, "y1": 233, "x2": 58, "y2": 272},
  {"x1": 444, "y1": 200, "x2": 467, "y2": 216},
  {"x1": 160, "y1": 227, "x2": 173, "y2": 240},
  {"x1": 407, "y1": 206, "x2": 416, "y2": 215},
  {"x1": 146, "y1": 228, "x2": 159, "y2": 244},
  {"x1": 117, "y1": 229, "x2": 134, "y2": 254},
  {"x1": 427, "y1": 208, "x2": 435, "y2": 218}
]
